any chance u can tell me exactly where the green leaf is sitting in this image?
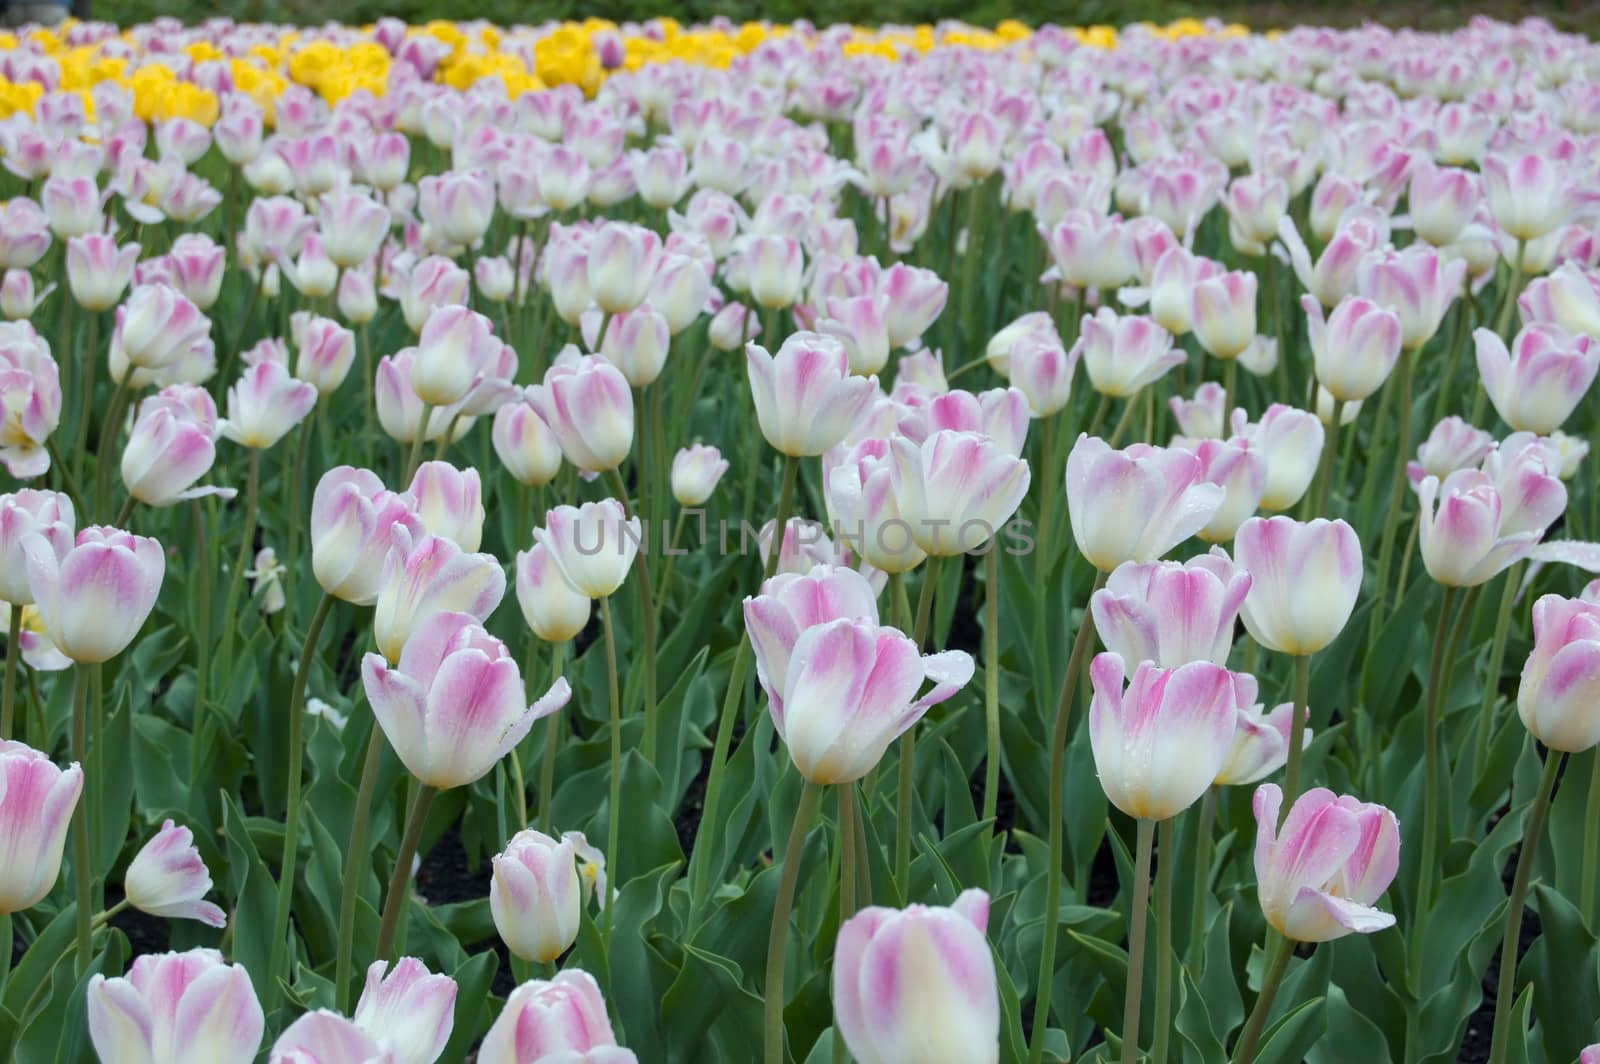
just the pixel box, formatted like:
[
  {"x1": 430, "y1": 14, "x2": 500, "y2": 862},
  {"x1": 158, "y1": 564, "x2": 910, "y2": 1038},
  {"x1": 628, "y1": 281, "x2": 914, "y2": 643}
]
[
  {"x1": 221, "y1": 792, "x2": 278, "y2": 994},
  {"x1": 1307, "y1": 985, "x2": 1393, "y2": 1064},
  {"x1": 1525, "y1": 883, "x2": 1600, "y2": 1064},
  {"x1": 1253, "y1": 995, "x2": 1328, "y2": 1064}
]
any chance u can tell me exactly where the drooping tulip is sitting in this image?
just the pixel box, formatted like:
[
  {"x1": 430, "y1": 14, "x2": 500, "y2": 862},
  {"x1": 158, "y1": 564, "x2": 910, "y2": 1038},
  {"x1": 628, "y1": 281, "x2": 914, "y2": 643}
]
[{"x1": 124, "y1": 818, "x2": 226, "y2": 927}]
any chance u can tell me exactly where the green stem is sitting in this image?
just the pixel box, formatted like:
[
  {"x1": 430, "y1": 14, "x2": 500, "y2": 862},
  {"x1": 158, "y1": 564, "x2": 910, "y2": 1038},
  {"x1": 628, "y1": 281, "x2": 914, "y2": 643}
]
[
  {"x1": 285, "y1": 414, "x2": 314, "y2": 573},
  {"x1": 70, "y1": 665, "x2": 90, "y2": 975},
  {"x1": 600, "y1": 594, "x2": 622, "y2": 935},
  {"x1": 1188, "y1": 787, "x2": 1216, "y2": 968},
  {"x1": 1026, "y1": 569, "x2": 1108, "y2": 1064},
  {"x1": 839, "y1": 784, "x2": 857, "y2": 924},
  {"x1": 687, "y1": 454, "x2": 799, "y2": 922},
  {"x1": 1430, "y1": 281, "x2": 1475, "y2": 425},
  {"x1": 1583, "y1": 748, "x2": 1600, "y2": 929},
  {"x1": 1120, "y1": 818, "x2": 1157, "y2": 1064},
  {"x1": 1492, "y1": 241, "x2": 1525, "y2": 343},
  {"x1": 94, "y1": 373, "x2": 135, "y2": 521},
  {"x1": 267, "y1": 592, "x2": 337, "y2": 1001},
  {"x1": 1310, "y1": 399, "x2": 1342, "y2": 517},
  {"x1": 374, "y1": 783, "x2": 437, "y2": 962},
  {"x1": 1279, "y1": 654, "x2": 1314, "y2": 819},
  {"x1": 1220, "y1": 357, "x2": 1238, "y2": 433},
  {"x1": 1372, "y1": 351, "x2": 1415, "y2": 623},
  {"x1": 1486, "y1": 749, "x2": 1564, "y2": 1064},
  {"x1": 1474, "y1": 566, "x2": 1520, "y2": 773},
  {"x1": 1233, "y1": 935, "x2": 1294, "y2": 1064},
  {"x1": 602, "y1": 468, "x2": 659, "y2": 765},
  {"x1": 71, "y1": 309, "x2": 97, "y2": 488},
  {"x1": 215, "y1": 449, "x2": 261, "y2": 703},
  {"x1": 1, "y1": 606, "x2": 20, "y2": 739},
  {"x1": 187, "y1": 501, "x2": 213, "y2": 805},
  {"x1": 404, "y1": 402, "x2": 434, "y2": 484},
  {"x1": 1106, "y1": 394, "x2": 1140, "y2": 449},
  {"x1": 539, "y1": 644, "x2": 566, "y2": 834},
  {"x1": 894, "y1": 557, "x2": 941, "y2": 889},
  {"x1": 114, "y1": 494, "x2": 136, "y2": 529},
  {"x1": 763, "y1": 780, "x2": 822, "y2": 1064},
  {"x1": 1416, "y1": 585, "x2": 1459, "y2": 923},
  {"x1": 1153, "y1": 816, "x2": 1176, "y2": 1064},
  {"x1": 335, "y1": 718, "x2": 386, "y2": 1012},
  {"x1": 982, "y1": 547, "x2": 1002, "y2": 831}
]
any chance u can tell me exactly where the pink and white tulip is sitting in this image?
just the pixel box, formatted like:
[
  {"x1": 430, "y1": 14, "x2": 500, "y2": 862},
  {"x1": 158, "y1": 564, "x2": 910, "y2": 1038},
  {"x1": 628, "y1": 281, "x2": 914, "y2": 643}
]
[
  {"x1": 351, "y1": 958, "x2": 458, "y2": 1064},
  {"x1": 310, "y1": 467, "x2": 424, "y2": 606},
  {"x1": 219, "y1": 361, "x2": 318, "y2": 449},
  {"x1": 410, "y1": 306, "x2": 502, "y2": 408},
  {"x1": 121, "y1": 394, "x2": 227, "y2": 508},
  {"x1": 479, "y1": 970, "x2": 636, "y2": 1064},
  {"x1": 746, "y1": 333, "x2": 877, "y2": 457},
  {"x1": 826, "y1": 439, "x2": 925, "y2": 575},
  {"x1": 1518, "y1": 594, "x2": 1600, "y2": 752},
  {"x1": 515, "y1": 543, "x2": 592, "y2": 645},
  {"x1": 292, "y1": 312, "x2": 357, "y2": 397},
  {"x1": 1407, "y1": 416, "x2": 1496, "y2": 486},
  {"x1": 408, "y1": 461, "x2": 485, "y2": 553},
  {"x1": 1192, "y1": 436, "x2": 1268, "y2": 543},
  {"x1": 88, "y1": 950, "x2": 263, "y2": 1064},
  {"x1": 269, "y1": 1010, "x2": 393, "y2": 1064},
  {"x1": 1416, "y1": 467, "x2": 1564, "y2": 587},
  {"x1": 1252, "y1": 783, "x2": 1399, "y2": 941},
  {"x1": 1305, "y1": 295, "x2": 1403, "y2": 403},
  {"x1": 1075, "y1": 309, "x2": 1183, "y2": 398},
  {"x1": 0, "y1": 490, "x2": 74, "y2": 605},
  {"x1": 1191, "y1": 270, "x2": 1258, "y2": 361},
  {"x1": 528, "y1": 355, "x2": 635, "y2": 474},
  {"x1": 671, "y1": 444, "x2": 729, "y2": 506},
  {"x1": 124, "y1": 818, "x2": 226, "y2": 928},
  {"x1": 1233, "y1": 405, "x2": 1325, "y2": 512},
  {"x1": 491, "y1": 829, "x2": 592, "y2": 963},
  {"x1": 1091, "y1": 555, "x2": 1251, "y2": 668},
  {"x1": 888, "y1": 431, "x2": 1030, "y2": 556},
  {"x1": 1231, "y1": 516, "x2": 1362, "y2": 656},
  {"x1": 1474, "y1": 324, "x2": 1600, "y2": 434},
  {"x1": 23, "y1": 525, "x2": 164, "y2": 664},
  {"x1": 1065, "y1": 435, "x2": 1225, "y2": 573},
  {"x1": 0, "y1": 740, "x2": 81, "y2": 912},
  {"x1": 492, "y1": 397, "x2": 563, "y2": 488},
  {"x1": 372, "y1": 527, "x2": 505, "y2": 665},
  {"x1": 1356, "y1": 246, "x2": 1467, "y2": 351},
  {"x1": 533, "y1": 499, "x2": 641, "y2": 600}
]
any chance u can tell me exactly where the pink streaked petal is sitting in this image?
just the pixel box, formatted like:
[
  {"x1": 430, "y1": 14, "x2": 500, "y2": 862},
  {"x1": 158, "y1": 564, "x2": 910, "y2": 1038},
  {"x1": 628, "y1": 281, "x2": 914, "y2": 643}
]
[{"x1": 1283, "y1": 887, "x2": 1395, "y2": 941}]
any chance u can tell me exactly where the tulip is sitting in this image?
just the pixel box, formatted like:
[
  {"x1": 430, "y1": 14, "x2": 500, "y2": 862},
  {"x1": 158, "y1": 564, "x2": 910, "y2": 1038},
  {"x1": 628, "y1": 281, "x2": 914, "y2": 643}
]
[
  {"x1": 532, "y1": 500, "x2": 640, "y2": 600},
  {"x1": 490, "y1": 829, "x2": 595, "y2": 963},
  {"x1": 1252, "y1": 783, "x2": 1399, "y2": 941},
  {"x1": 1074, "y1": 308, "x2": 1184, "y2": 398},
  {"x1": 898, "y1": 389, "x2": 1029, "y2": 458},
  {"x1": 0, "y1": 490, "x2": 74, "y2": 605},
  {"x1": 745, "y1": 564, "x2": 882, "y2": 702},
  {"x1": 479, "y1": 970, "x2": 636, "y2": 1064},
  {"x1": 363, "y1": 132, "x2": 410, "y2": 191},
  {"x1": 1233, "y1": 405, "x2": 1325, "y2": 512},
  {"x1": 1091, "y1": 555, "x2": 1250, "y2": 669},
  {"x1": 746, "y1": 333, "x2": 877, "y2": 457},
  {"x1": 888, "y1": 431, "x2": 1030, "y2": 556},
  {"x1": 0, "y1": 199, "x2": 49, "y2": 269},
  {"x1": 418, "y1": 169, "x2": 495, "y2": 248},
  {"x1": 1088, "y1": 652, "x2": 1238, "y2": 820},
  {"x1": 1304, "y1": 295, "x2": 1403, "y2": 403},
  {"x1": 88, "y1": 950, "x2": 264, "y2": 1064},
  {"x1": 1216, "y1": 692, "x2": 1298, "y2": 786},
  {"x1": 0, "y1": 270, "x2": 40, "y2": 319},
  {"x1": 351, "y1": 958, "x2": 458, "y2": 1064},
  {"x1": 1509, "y1": 593, "x2": 1600, "y2": 753},
  {"x1": 121, "y1": 398, "x2": 228, "y2": 508},
  {"x1": 318, "y1": 188, "x2": 391, "y2": 270},
  {"x1": 1224, "y1": 172, "x2": 1289, "y2": 251},
  {"x1": 1356, "y1": 246, "x2": 1467, "y2": 351},
  {"x1": 758, "y1": 516, "x2": 875, "y2": 586},
  {"x1": 671, "y1": 444, "x2": 729, "y2": 506},
  {"x1": 339, "y1": 268, "x2": 379, "y2": 325},
  {"x1": 515, "y1": 543, "x2": 592, "y2": 645},
  {"x1": 375, "y1": 352, "x2": 472, "y2": 447},
  {"x1": 292, "y1": 312, "x2": 358, "y2": 396},
  {"x1": 1407, "y1": 416, "x2": 1496, "y2": 486},
  {"x1": 833, "y1": 889, "x2": 1000, "y2": 1064},
  {"x1": 310, "y1": 467, "x2": 424, "y2": 606},
  {"x1": 708, "y1": 301, "x2": 759, "y2": 351},
  {"x1": 1416, "y1": 467, "x2": 1563, "y2": 588},
  {"x1": 0, "y1": 326, "x2": 61, "y2": 478},
  {"x1": 124, "y1": 818, "x2": 226, "y2": 927},
  {"x1": 268, "y1": 1011, "x2": 390, "y2": 1064},
  {"x1": 587, "y1": 222, "x2": 662, "y2": 315},
  {"x1": 826, "y1": 439, "x2": 926, "y2": 575},
  {"x1": 23, "y1": 526, "x2": 163, "y2": 664},
  {"x1": 219, "y1": 361, "x2": 318, "y2": 449},
  {"x1": 42, "y1": 174, "x2": 105, "y2": 237},
  {"x1": 492, "y1": 397, "x2": 563, "y2": 488},
  {"x1": 1519, "y1": 262, "x2": 1600, "y2": 338},
  {"x1": 1006, "y1": 333, "x2": 1078, "y2": 418},
  {"x1": 1147, "y1": 247, "x2": 1221, "y2": 336},
  {"x1": 1042, "y1": 209, "x2": 1137, "y2": 291},
  {"x1": 475, "y1": 256, "x2": 515, "y2": 303},
  {"x1": 879, "y1": 263, "x2": 948, "y2": 349},
  {"x1": 364, "y1": 610, "x2": 570, "y2": 790},
  {"x1": 1474, "y1": 324, "x2": 1600, "y2": 435},
  {"x1": 372, "y1": 528, "x2": 505, "y2": 665},
  {"x1": 1191, "y1": 270, "x2": 1258, "y2": 361},
  {"x1": 0, "y1": 740, "x2": 81, "y2": 912},
  {"x1": 1408, "y1": 161, "x2": 1480, "y2": 247},
  {"x1": 743, "y1": 234, "x2": 805, "y2": 309},
  {"x1": 1065, "y1": 435, "x2": 1225, "y2": 573},
  {"x1": 528, "y1": 356, "x2": 634, "y2": 473},
  {"x1": 985, "y1": 312, "x2": 1058, "y2": 376},
  {"x1": 1192, "y1": 436, "x2": 1268, "y2": 543},
  {"x1": 648, "y1": 253, "x2": 714, "y2": 336},
  {"x1": 763, "y1": 616, "x2": 972, "y2": 784},
  {"x1": 1170, "y1": 383, "x2": 1225, "y2": 440},
  {"x1": 116, "y1": 284, "x2": 210, "y2": 375},
  {"x1": 247, "y1": 547, "x2": 287, "y2": 615},
  {"x1": 400, "y1": 256, "x2": 472, "y2": 334},
  {"x1": 1231, "y1": 516, "x2": 1361, "y2": 656},
  {"x1": 411, "y1": 305, "x2": 501, "y2": 408},
  {"x1": 1482, "y1": 150, "x2": 1577, "y2": 242},
  {"x1": 1548, "y1": 430, "x2": 1589, "y2": 480},
  {"x1": 600, "y1": 305, "x2": 671, "y2": 388},
  {"x1": 408, "y1": 461, "x2": 484, "y2": 553},
  {"x1": 632, "y1": 144, "x2": 691, "y2": 208},
  {"x1": 821, "y1": 294, "x2": 891, "y2": 377},
  {"x1": 164, "y1": 233, "x2": 227, "y2": 310}
]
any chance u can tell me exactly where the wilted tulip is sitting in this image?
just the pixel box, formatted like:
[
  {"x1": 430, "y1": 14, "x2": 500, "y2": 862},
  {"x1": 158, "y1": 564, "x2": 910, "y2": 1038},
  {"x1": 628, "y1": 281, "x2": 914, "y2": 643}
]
[
  {"x1": 515, "y1": 543, "x2": 592, "y2": 645},
  {"x1": 1474, "y1": 324, "x2": 1600, "y2": 435},
  {"x1": 409, "y1": 461, "x2": 484, "y2": 553},
  {"x1": 671, "y1": 444, "x2": 729, "y2": 506},
  {"x1": 364, "y1": 610, "x2": 570, "y2": 790},
  {"x1": 23, "y1": 526, "x2": 164, "y2": 664},
  {"x1": 372, "y1": 527, "x2": 505, "y2": 665},
  {"x1": 533, "y1": 500, "x2": 640, "y2": 600},
  {"x1": 88, "y1": 950, "x2": 263, "y2": 1064},
  {"x1": 1065, "y1": 435, "x2": 1225, "y2": 572},
  {"x1": 479, "y1": 970, "x2": 636, "y2": 1064},
  {"x1": 833, "y1": 890, "x2": 1000, "y2": 1064},
  {"x1": 124, "y1": 818, "x2": 226, "y2": 927},
  {"x1": 1091, "y1": 555, "x2": 1250, "y2": 668},
  {"x1": 351, "y1": 957, "x2": 458, "y2": 1064},
  {"x1": 528, "y1": 355, "x2": 634, "y2": 473},
  {"x1": 1252, "y1": 783, "x2": 1399, "y2": 941},
  {"x1": 746, "y1": 333, "x2": 877, "y2": 457},
  {"x1": 1231, "y1": 516, "x2": 1362, "y2": 656}
]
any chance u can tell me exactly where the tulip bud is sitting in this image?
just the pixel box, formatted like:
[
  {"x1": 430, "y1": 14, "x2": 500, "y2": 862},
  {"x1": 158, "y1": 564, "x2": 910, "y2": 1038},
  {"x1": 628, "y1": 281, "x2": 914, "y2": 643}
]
[
  {"x1": 648, "y1": 253, "x2": 713, "y2": 336},
  {"x1": 671, "y1": 444, "x2": 729, "y2": 506},
  {"x1": 1232, "y1": 516, "x2": 1362, "y2": 655},
  {"x1": 164, "y1": 233, "x2": 227, "y2": 310},
  {"x1": 1252, "y1": 783, "x2": 1399, "y2": 941},
  {"x1": 833, "y1": 890, "x2": 1000, "y2": 1064},
  {"x1": 1191, "y1": 270, "x2": 1258, "y2": 361},
  {"x1": 1091, "y1": 555, "x2": 1250, "y2": 668},
  {"x1": 0, "y1": 740, "x2": 81, "y2": 912},
  {"x1": 479, "y1": 970, "x2": 636, "y2": 1064},
  {"x1": 475, "y1": 255, "x2": 515, "y2": 303},
  {"x1": 1305, "y1": 295, "x2": 1403, "y2": 403},
  {"x1": 528, "y1": 355, "x2": 634, "y2": 473},
  {"x1": 418, "y1": 169, "x2": 495, "y2": 248},
  {"x1": 1474, "y1": 324, "x2": 1599, "y2": 435},
  {"x1": 600, "y1": 305, "x2": 671, "y2": 388},
  {"x1": 0, "y1": 270, "x2": 38, "y2": 319},
  {"x1": 372, "y1": 527, "x2": 505, "y2": 665},
  {"x1": 410, "y1": 305, "x2": 500, "y2": 407},
  {"x1": 352, "y1": 957, "x2": 458, "y2": 1064},
  {"x1": 744, "y1": 234, "x2": 805, "y2": 309},
  {"x1": 408, "y1": 461, "x2": 484, "y2": 552},
  {"x1": 124, "y1": 819, "x2": 226, "y2": 927},
  {"x1": 1065, "y1": 435, "x2": 1225, "y2": 573},
  {"x1": 747, "y1": 333, "x2": 877, "y2": 457},
  {"x1": 41, "y1": 174, "x2": 104, "y2": 238},
  {"x1": 492, "y1": 397, "x2": 563, "y2": 488},
  {"x1": 0, "y1": 199, "x2": 49, "y2": 270},
  {"x1": 888, "y1": 431, "x2": 1031, "y2": 556},
  {"x1": 490, "y1": 829, "x2": 595, "y2": 963},
  {"x1": 1007, "y1": 334, "x2": 1078, "y2": 418},
  {"x1": 89, "y1": 950, "x2": 263, "y2": 1064},
  {"x1": 1088, "y1": 653, "x2": 1239, "y2": 820},
  {"x1": 23, "y1": 526, "x2": 164, "y2": 664},
  {"x1": 587, "y1": 222, "x2": 662, "y2": 314},
  {"x1": 364, "y1": 610, "x2": 569, "y2": 790},
  {"x1": 533, "y1": 500, "x2": 639, "y2": 600}
]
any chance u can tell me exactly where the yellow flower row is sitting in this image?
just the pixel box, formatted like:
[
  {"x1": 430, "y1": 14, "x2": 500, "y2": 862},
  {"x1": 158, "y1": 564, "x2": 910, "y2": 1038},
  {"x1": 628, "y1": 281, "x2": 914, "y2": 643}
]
[{"x1": 0, "y1": 17, "x2": 1246, "y2": 126}]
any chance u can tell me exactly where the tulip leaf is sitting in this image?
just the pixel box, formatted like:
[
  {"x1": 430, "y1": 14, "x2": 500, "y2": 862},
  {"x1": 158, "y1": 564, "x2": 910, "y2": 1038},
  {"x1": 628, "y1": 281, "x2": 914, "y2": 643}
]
[
  {"x1": 660, "y1": 944, "x2": 764, "y2": 1061},
  {"x1": 1524, "y1": 883, "x2": 1600, "y2": 1064},
  {"x1": 438, "y1": 950, "x2": 499, "y2": 1064},
  {"x1": 1177, "y1": 964, "x2": 1228, "y2": 1064},
  {"x1": 220, "y1": 791, "x2": 278, "y2": 995},
  {"x1": 1252, "y1": 994, "x2": 1327, "y2": 1064},
  {"x1": 1307, "y1": 984, "x2": 1393, "y2": 1064}
]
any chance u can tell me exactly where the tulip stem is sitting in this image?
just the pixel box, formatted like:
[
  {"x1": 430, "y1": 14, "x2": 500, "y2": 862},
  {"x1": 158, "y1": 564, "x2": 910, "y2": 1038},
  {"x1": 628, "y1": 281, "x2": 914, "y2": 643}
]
[
  {"x1": 1583, "y1": 748, "x2": 1600, "y2": 928},
  {"x1": 894, "y1": 557, "x2": 941, "y2": 890},
  {"x1": 1372, "y1": 349, "x2": 1415, "y2": 624},
  {"x1": 981, "y1": 547, "x2": 1002, "y2": 833},
  {"x1": 603, "y1": 468, "x2": 659, "y2": 764},
  {"x1": 1232, "y1": 935, "x2": 1293, "y2": 1064},
  {"x1": 187, "y1": 501, "x2": 213, "y2": 806},
  {"x1": 213, "y1": 449, "x2": 261, "y2": 739},
  {"x1": 764, "y1": 779, "x2": 822, "y2": 1064},
  {"x1": 1473, "y1": 565, "x2": 1521, "y2": 773},
  {"x1": 1153, "y1": 816, "x2": 1176, "y2": 1064},
  {"x1": 687, "y1": 455, "x2": 799, "y2": 924},
  {"x1": 1279, "y1": 654, "x2": 1314, "y2": 822},
  {"x1": 374, "y1": 782, "x2": 437, "y2": 964},
  {"x1": 1219, "y1": 358, "x2": 1238, "y2": 435},
  {"x1": 70, "y1": 665, "x2": 91, "y2": 975},
  {"x1": 336, "y1": 716, "x2": 387, "y2": 1013},
  {"x1": 1187, "y1": 786, "x2": 1216, "y2": 968},
  {"x1": 1310, "y1": 399, "x2": 1342, "y2": 517},
  {"x1": 93, "y1": 373, "x2": 135, "y2": 521},
  {"x1": 1119, "y1": 818, "x2": 1157, "y2": 1064},
  {"x1": 404, "y1": 402, "x2": 434, "y2": 483},
  {"x1": 1105, "y1": 395, "x2": 1141, "y2": 450},
  {"x1": 597, "y1": 593, "x2": 625, "y2": 936},
  {"x1": 0, "y1": 606, "x2": 20, "y2": 740},
  {"x1": 1430, "y1": 280, "x2": 1475, "y2": 425},
  {"x1": 285, "y1": 415, "x2": 314, "y2": 574},
  {"x1": 1486, "y1": 749, "x2": 1564, "y2": 1064},
  {"x1": 267, "y1": 592, "x2": 337, "y2": 1002},
  {"x1": 70, "y1": 309, "x2": 98, "y2": 488},
  {"x1": 1415, "y1": 585, "x2": 1458, "y2": 928},
  {"x1": 1026, "y1": 569, "x2": 1107, "y2": 1064},
  {"x1": 539, "y1": 643, "x2": 566, "y2": 835},
  {"x1": 834, "y1": 784, "x2": 857, "y2": 1064},
  {"x1": 1492, "y1": 241, "x2": 1525, "y2": 344}
]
